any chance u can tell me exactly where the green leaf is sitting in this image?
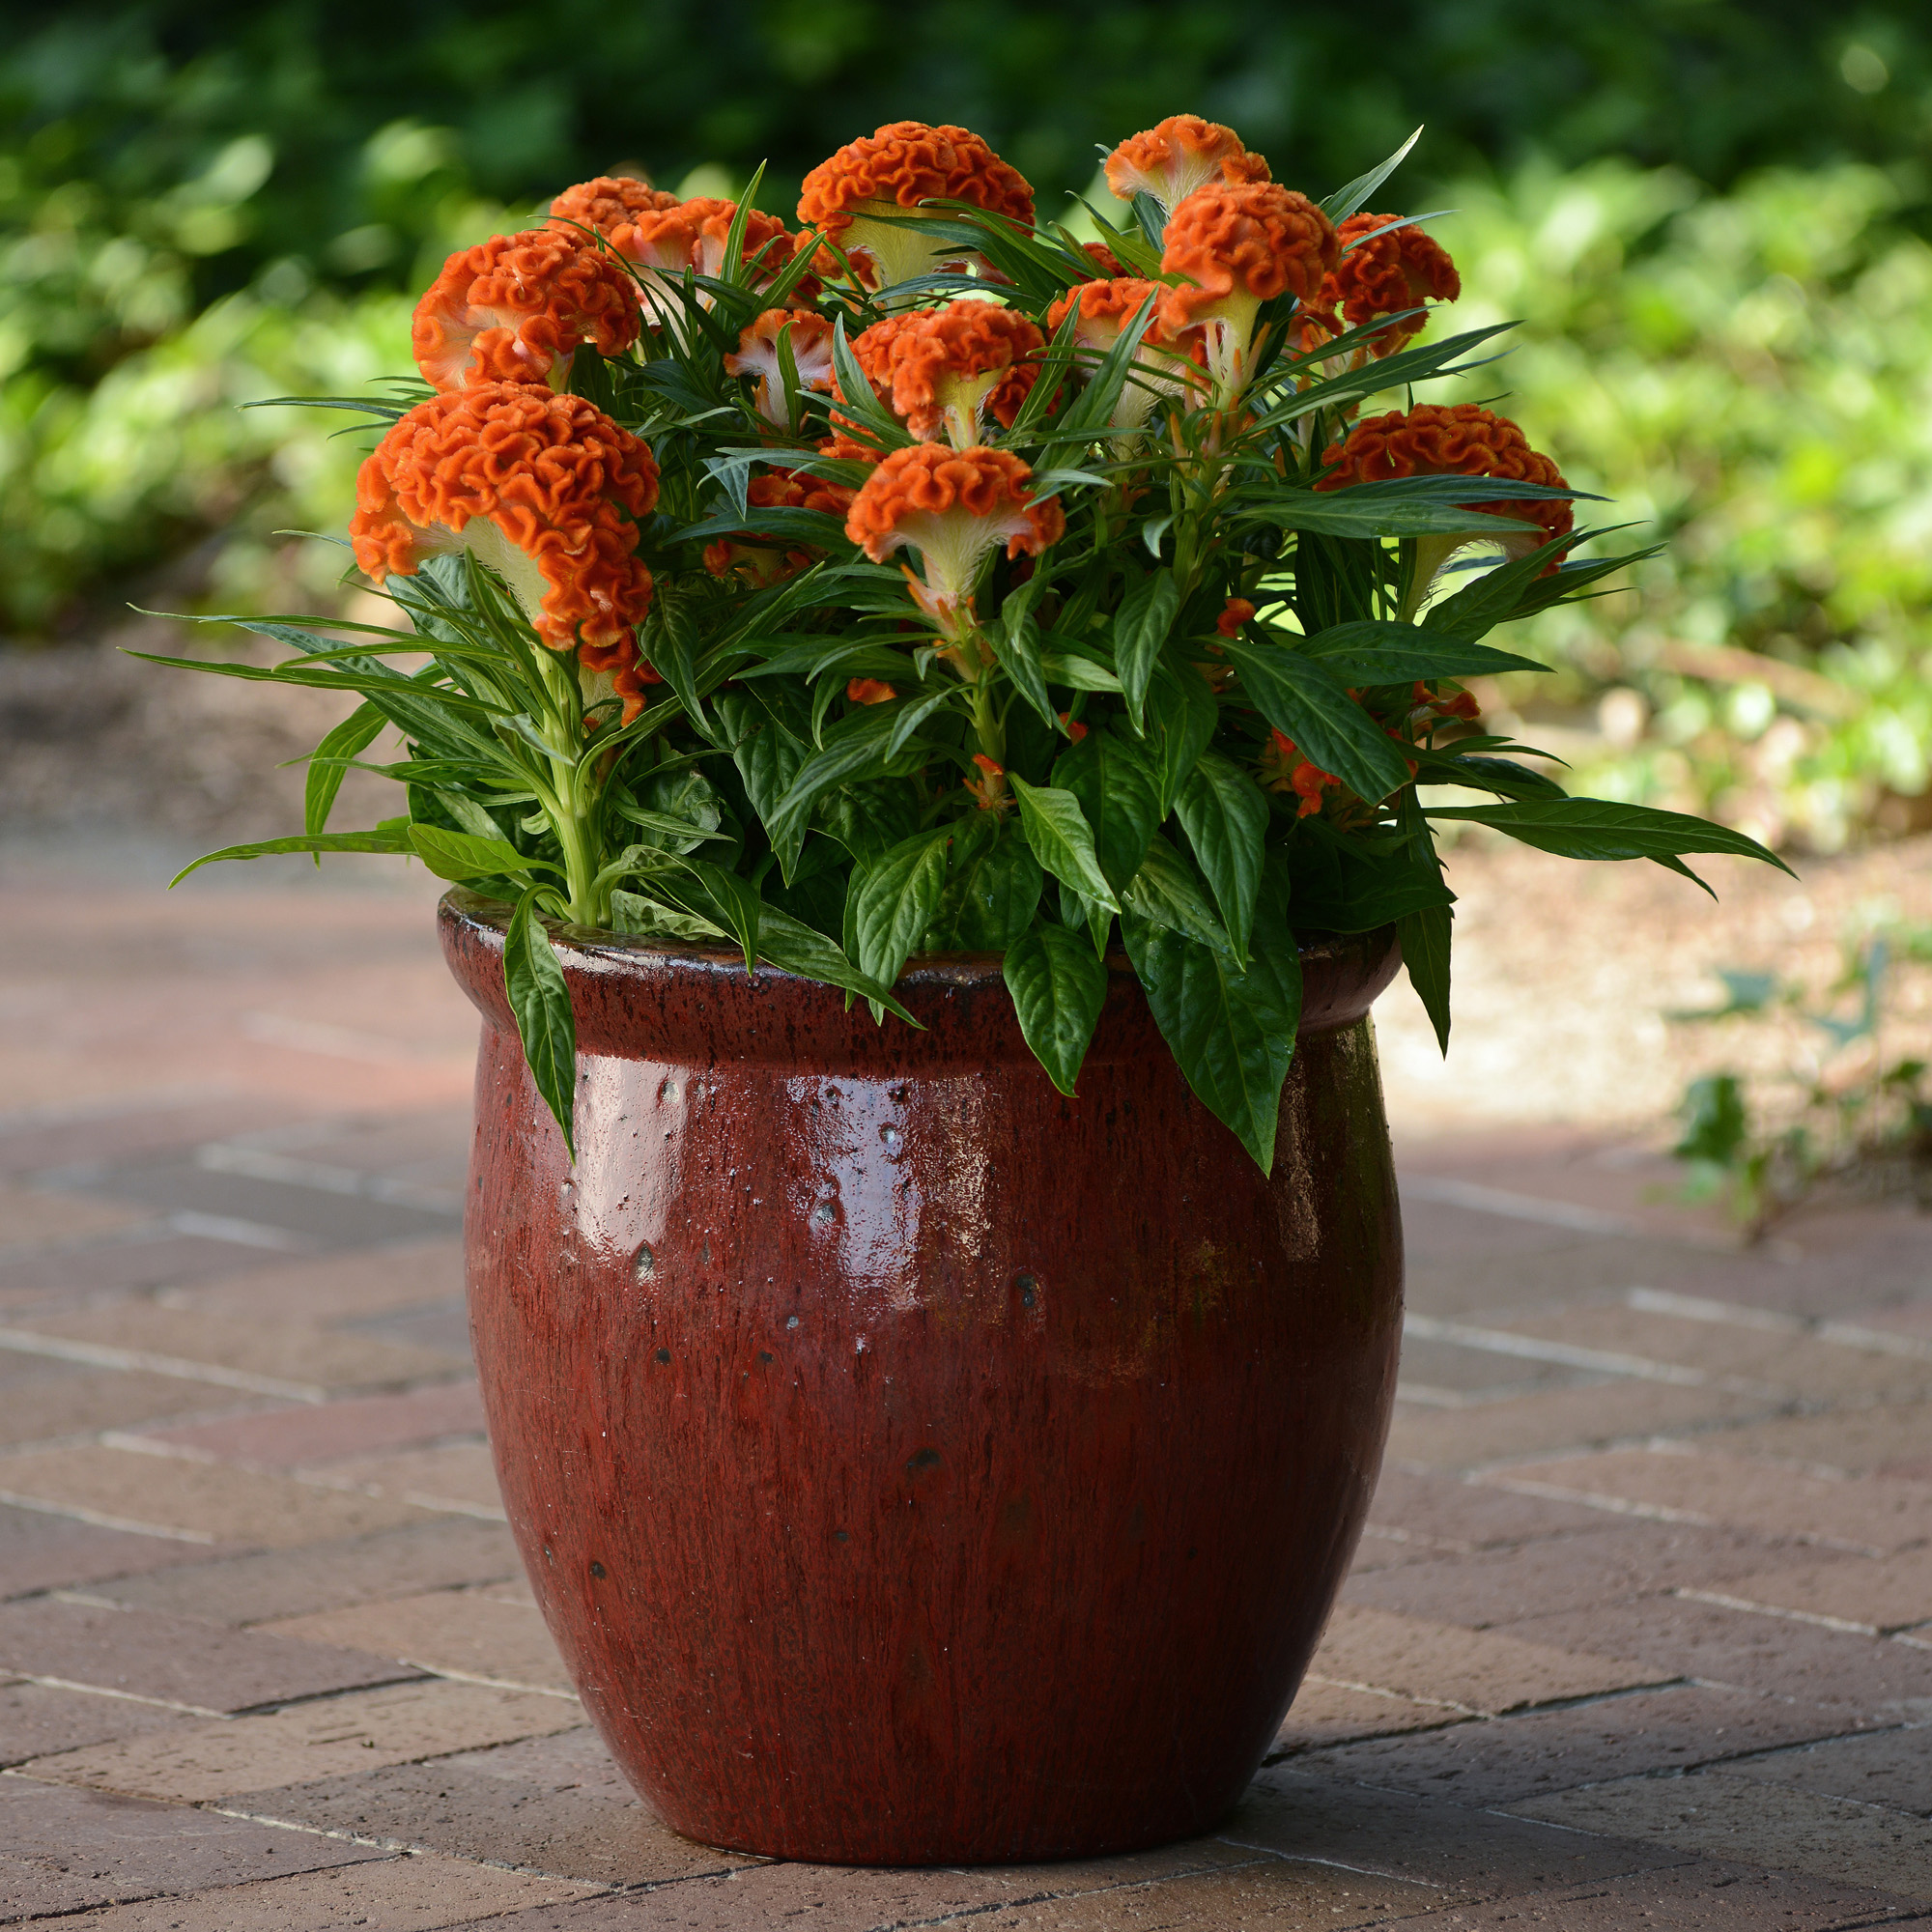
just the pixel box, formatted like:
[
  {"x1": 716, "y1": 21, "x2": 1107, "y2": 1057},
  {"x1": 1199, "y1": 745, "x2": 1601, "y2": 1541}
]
[
  {"x1": 1121, "y1": 835, "x2": 1232, "y2": 953},
  {"x1": 610, "y1": 891, "x2": 728, "y2": 942},
  {"x1": 1009, "y1": 775, "x2": 1120, "y2": 911},
  {"x1": 1052, "y1": 726, "x2": 1163, "y2": 895},
  {"x1": 1121, "y1": 905, "x2": 1300, "y2": 1174},
  {"x1": 1321, "y1": 127, "x2": 1422, "y2": 222},
  {"x1": 1299, "y1": 618, "x2": 1548, "y2": 681},
  {"x1": 407, "y1": 823, "x2": 550, "y2": 885},
  {"x1": 1399, "y1": 903, "x2": 1454, "y2": 1053},
  {"x1": 1176, "y1": 753, "x2": 1269, "y2": 966},
  {"x1": 1409, "y1": 748, "x2": 1567, "y2": 801},
  {"x1": 1213, "y1": 635, "x2": 1414, "y2": 806},
  {"x1": 1149, "y1": 654, "x2": 1218, "y2": 816},
  {"x1": 1000, "y1": 606, "x2": 1058, "y2": 730},
  {"x1": 1283, "y1": 817, "x2": 1458, "y2": 933},
  {"x1": 303, "y1": 702, "x2": 384, "y2": 843},
  {"x1": 1237, "y1": 480, "x2": 1576, "y2": 542},
  {"x1": 717, "y1": 691, "x2": 810, "y2": 880},
  {"x1": 770, "y1": 702, "x2": 918, "y2": 837},
  {"x1": 1424, "y1": 799, "x2": 1796, "y2": 874},
  {"x1": 924, "y1": 817, "x2": 1043, "y2": 952},
  {"x1": 750, "y1": 900, "x2": 918, "y2": 1023},
  {"x1": 504, "y1": 890, "x2": 578, "y2": 1161},
  {"x1": 851, "y1": 826, "x2": 952, "y2": 988},
  {"x1": 1003, "y1": 923, "x2": 1109, "y2": 1096},
  {"x1": 169, "y1": 826, "x2": 413, "y2": 886},
  {"x1": 1112, "y1": 569, "x2": 1180, "y2": 733}
]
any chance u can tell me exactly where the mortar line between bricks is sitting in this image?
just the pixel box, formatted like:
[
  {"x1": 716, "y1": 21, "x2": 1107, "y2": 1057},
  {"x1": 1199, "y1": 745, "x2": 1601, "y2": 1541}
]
[
  {"x1": 1466, "y1": 1473, "x2": 1890, "y2": 1553},
  {"x1": 13, "y1": 1673, "x2": 230, "y2": 1719},
  {"x1": 1674, "y1": 1585, "x2": 1882, "y2": 1634},
  {"x1": 0, "y1": 1329, "x2": 328, "y2": 1403},
  {"x1": 853, "y1": 1854, "x2": 1286, "y2": 1931},
  {"x1": 0, "y1": 1489, "x2": 216, "y2": 1543}
]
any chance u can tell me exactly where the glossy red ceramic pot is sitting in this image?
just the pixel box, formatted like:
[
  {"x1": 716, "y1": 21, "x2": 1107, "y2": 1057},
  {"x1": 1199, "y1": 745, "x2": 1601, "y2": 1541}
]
[{"x1": 440, "y1": 889, "x2": 1404, "y2": 1864}]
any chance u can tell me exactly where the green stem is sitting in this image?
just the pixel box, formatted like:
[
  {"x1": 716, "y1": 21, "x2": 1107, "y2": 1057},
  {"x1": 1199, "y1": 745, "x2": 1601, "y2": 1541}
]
[{"x1": 532, "y1": 649, "x2": 602, "y2": 924}]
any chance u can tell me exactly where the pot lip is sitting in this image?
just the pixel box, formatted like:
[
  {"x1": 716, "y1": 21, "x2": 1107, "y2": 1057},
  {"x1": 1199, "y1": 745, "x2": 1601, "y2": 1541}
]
[{"x1": 438, "y1": 887, "x2": 1392, "y2": 988}]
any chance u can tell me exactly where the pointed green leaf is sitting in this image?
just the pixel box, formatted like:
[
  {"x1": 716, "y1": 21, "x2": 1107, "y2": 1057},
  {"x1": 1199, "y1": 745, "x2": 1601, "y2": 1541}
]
[
  {"x1": 923, "y1": 817, "x2": 1043, "y2": 952},
  {"x1": 1121, "y1": 835, "x2": 1232, "y2": 953},
  {"x1": 504, "y1": 890, "x2": 578, "y2": 1161},
  {"x1": 1149, "y1": 655, "x2": 1218, "y2": 817},
  {"x1": 1176, "y1": 753, "x2": 1269, "y2": 966},
  {"x1": 1399, "y1": 903, "x2": 1454, "y2": 1053},
  {"x1": 1112, "y1": 569, "x2": 1180, "y2": 732},
  {"x1": 1009, "y1": 776, "x2": 1119, "y2": 911},
  {"x1": 408, "y1": 824, "x2": 552, "y2": 885},
  {"x1": 1425, "y1": 799, "x2": 1795, "y2": 874},
  {"x1": 1213, "y1": 636, "x2": 1413, "y2": 806},
  {"x1": 852, "y1": 827, "x2": 952, "y2": 988},
  {"x1": 170, "y1": 826, "x2": 413, "y2": 886},
  {"x1": 1052, "y1": 726, "x2": 1163, "y2": 894},
  {"x1": 304, "y1": 702, "x2": 384, "y2": 843},
  {"x1": 1003, "y1": 923, "x2": 1110, "y2": 1095},
  {"x1": 1300, "y1": 618, "x2": 1548, "y2": 681}
]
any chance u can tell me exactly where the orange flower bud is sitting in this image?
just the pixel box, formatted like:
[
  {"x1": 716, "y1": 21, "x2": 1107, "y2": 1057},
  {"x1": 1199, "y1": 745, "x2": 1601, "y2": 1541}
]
[
  {"x1": 847, "y1": 678, "x2": 897, "y2": 705},
  {"x1": 1104, "y1": 116, "x2": 1269, "y2": 217},
  {"x1": 1216, "y1": 597, "x2": 1256, "y2": 637},
  {"x1": 1057, "y1": 710, "x2": 1089, "y2": 743},
  {"x1": 412, "y1": 231, "x2": 640, "y2": 392}
]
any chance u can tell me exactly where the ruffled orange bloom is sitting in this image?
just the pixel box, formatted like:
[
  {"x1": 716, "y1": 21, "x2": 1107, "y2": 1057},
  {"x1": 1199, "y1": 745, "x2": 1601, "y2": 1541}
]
[
  {"x1": 351, "y1": 384, "x2": 660, "y2": 714},
  {"x1": 1257, "y1": 731, "x2": 1341, "y2": 817},
  {"x1": 1081, "y1": 241, "x2": 1128, "y2": 277},
  {"x1": 844, "y1": 443, "x2": 1065, "y2": 633},
  {"x1": 1042, "y1": 277, "x2": 1205, "y2": 430},
  {"x1": 548, "y1": 176, "x2": 683, "y2": 254},
  {"x1": 797, "y1": 122, "x2": 1034, "y2": 294},
  {"x1": 1216, "y1": 597, "x2": 1255, "y2": 637},
  {"x1": 1300, "y1": 213, "x2": 1461, "y2": 358},
  {"x1": 1105, "y1": 117, "x2": 1270, "y2": 220},
  {"x1": 847, "y1": 300, "x2": 1043, "y2": 446},
  {"x1": 412, "y1": 231, "x2": 640, "y2": 392},
  {"x1": 617, "y1": 198, "x2": 798, "y2": 327},
  {"x1": 724, "y1": 310, "x2": 837, "y2": 426},
  {"x1": 847, "y1": 677, "x2": 896, "y2": 705},
  {"x1": 1160, "y1": 182, "x2": 1337, "y2": 331}
]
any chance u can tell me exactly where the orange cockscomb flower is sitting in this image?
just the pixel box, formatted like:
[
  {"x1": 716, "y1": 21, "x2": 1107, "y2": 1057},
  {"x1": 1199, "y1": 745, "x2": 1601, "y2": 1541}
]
[
  {"x1": 1257, "y1": 731, "x2": 1341, "y2": 816},
  {"x1": 350, "y1": 384, "x2": 661, "y2": 715},
  {"x1": 1303, "y1": 213, "x2": 1461, "y2": 359},
  {"x1": 1044, "y1": 277, "x2": 1205, "y2": 431},
  {"x1": 412, "y1": 231, "x2": 640, "y2": 392},
  {"x1": 548, "y1": 176, "x2": 683, "y2": 253},
  {"x1": 616, "y1": 199, "x2": 798, "y2": 329},
  {"x1": 1216, "y1": 597, "x2": 1256, "y2": 637},
  {"x1": 724, "y1": 310, "x2": 837, "y2": 427},
  {"x1": 844, "y1": 443, "x2": 1064, "y2": 638},
  {"x1": 848, "y1": 300, "x2": 1044, "y2": 447},
  {"x1": 1105, "y1": 116, "x2": 1270, "y2": 222},
  {"x1": 1081, "y1": 241, "x2": 1128, "y2": 277},
  {"x1": 1319, "y1": 403, "x2": 1574, "y2": 616},
  {"x1": 1159, "y1": 182, "x2": 1337, "y2": 384},
  {"x1": 797, "y1": 122, "x2": 1033, "y2": 296}
]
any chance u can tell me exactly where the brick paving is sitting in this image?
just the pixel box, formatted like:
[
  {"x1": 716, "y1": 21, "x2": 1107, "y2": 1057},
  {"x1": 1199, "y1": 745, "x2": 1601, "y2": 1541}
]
[{"x1": 1, "y1": 855, "x2": 1928, "y2": 1928}]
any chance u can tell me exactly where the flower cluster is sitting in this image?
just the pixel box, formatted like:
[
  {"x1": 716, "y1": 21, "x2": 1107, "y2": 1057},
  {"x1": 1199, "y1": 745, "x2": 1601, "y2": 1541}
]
[{"x1": 844, "y1": 300, "x2": 1044, "y2": 445}]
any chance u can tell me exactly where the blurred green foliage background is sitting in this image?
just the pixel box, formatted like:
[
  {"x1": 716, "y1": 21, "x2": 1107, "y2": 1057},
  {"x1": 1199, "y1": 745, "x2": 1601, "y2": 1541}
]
[{"x1": 5, "y1": 0, "x2": 1929, "y2": 844}]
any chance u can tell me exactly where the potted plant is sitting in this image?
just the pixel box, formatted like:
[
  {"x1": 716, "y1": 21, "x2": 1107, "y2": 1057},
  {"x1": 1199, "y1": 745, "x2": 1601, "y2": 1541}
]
[{"x1": 156, "y1": 115, "x2": 1785, "y2": 1863}]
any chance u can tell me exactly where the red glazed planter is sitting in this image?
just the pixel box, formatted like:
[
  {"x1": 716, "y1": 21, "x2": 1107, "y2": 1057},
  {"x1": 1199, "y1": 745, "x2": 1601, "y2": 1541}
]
[{"x1": 440, "y1": 888, "x2": 1405, "y2": 1865}]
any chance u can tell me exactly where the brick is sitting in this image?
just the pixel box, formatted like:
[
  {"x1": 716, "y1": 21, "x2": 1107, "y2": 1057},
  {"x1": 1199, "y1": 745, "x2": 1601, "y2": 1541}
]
[
  {"x1": 261, "y1": 1588, "x2": 569, "y2": 1692},
  {"x1": 1695, "y1": 1402, "x2": 1932, "y2": 1478},
  {"x1": 1228, "y1": 1763, "x2": 1687, "y2": 1893},
  {"x1": 241, "y1": 1727, "x2": 760, "y2": 1888},
  {"x1": 0, "y1": 1501, "x2": 213, "y2": 1600},
  {"x1": 0, "y1": 1680, "x2": 203, "y2": 1765},
  {"x1": 1501, "y1": 1301, "x2": 1932, "y2": 1403},
  {"x1": 0, "y1": 1777, "x2": 386, "y2": 1918},
  {"x1": 0, "y1": 1096, "x2": 309, "y2": 1179},
  {"x1": 0, "y1": 1367, "x2": 248, "y2": 1449},
  {"x1": 0, "y1": 1442, "x2": 440, "y2": 1546},
  {"x1": 162, "y1": 1236, "x2": 464, "y2": 1325},
  {"x1": 135, "y1": 1379, "x2": 485, "y2": 1468},
  {"x1": 1405, "y1": 1230, "x2": 1733, "y2": 1321},
  {"x1": 1715, "y1": 1727, "x2": 1932, "y2": 1815},
  {"x1": 1341, "y1": 1520, "x2": 1818, "y2": 1628},
  {"x1": 1311, "y1": 1605, "x2": 1672, "y2": 1715},
  {"x1": 1389, "y1": 1381, "x2": 1775, "y2": 1471},
  {"x1": 1367, "y1": 1466, "x2": 1609, "y2": 1549},
  {"x1": 305, "y1": 1441, "x2": 505, "y2": 1516},
  {"x1": 0, "y1": 1596, "x2": 419, "y2": 1713},
  {"x1": 1485, "y1": 1447, "x2": 1932, "y2": 1554},
  {"x1": 20, "y1": 1677, "x2": 582, "y2": 1802},
  {"x1": 1684, "y1": 1547, "x2": 1932, "y2": 1635},
  {"x1": 1382, "y1": 1860, "x2": 1926, "y2": 1929},
  {"x1": 1292, "y1": 1685, "x2": 1865, "y2": 1806},
  {"x1": 14, "y1": 1302, "x2": 467, "y2": 1396},
  {"x1": 0, "y1": 1234, "x2": 292, "y2": 1309},
  {"x1": 93, "y1": 1517, "x2": 522, "y2": 1625},
  {"x1": 1270, "y1": 1676, "x2": 1475, "y2": 1754},
  {"x1": 32, "y1": 1851, "x2": 589, "y2": 1930},
  {"x1": 1498, "y1": 1597, "x2": 1932, "y2": 1719},
  {"x1": 0, "y1": 1185, "x2": 152, "y2": 1255},
  {"x1": 344, "y1": 1299, "x2": 472, "y2": 1359},
  {"x1": 1509, "y1": 1773, "x2": 1932, "y2": 1899}
]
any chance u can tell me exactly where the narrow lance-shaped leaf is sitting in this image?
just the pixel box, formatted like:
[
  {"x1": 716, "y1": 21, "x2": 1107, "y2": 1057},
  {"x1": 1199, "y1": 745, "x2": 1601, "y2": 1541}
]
[
  {"x1": 1213, "y1": 636, "x2": 1414, "y2": 806},
  {"x1": 1395, "y1": 789, "x2": 1453, "y2": 1053},
  {"x1": 1009, "y1": 776, "x2": 1119, "y2": 911},
  {"x1": 1176, "y1": 752, "x2": 1269, "y2": 967},
  {"x1": 304, "y1": 701, "x2": 384, "y2": 844},
  {"x1": 1425, "y1": 799, "x2": 1795, "y2": 875},
  {"x1": 407, "y1": 824, "x2": 557, "y2": 885},
  {"x1": 1003, "y1": 923, "x2": 1110, "y2": 1096},
  {"x1": 1112, "y1": 569, "x2": 1180, "y2": 733},
  {"x1": 504, "y1": 889, "x2": 578, "y2": 1161},
  {"x1": 170, "y1": 825, "x2": 414, "y2": 887},
  {"x1": 851, "y1": 827, "x2": 952, "y2": 991},
  {"x1": 1298, "y1": 618, "x2": 1548, "y2": 682}
]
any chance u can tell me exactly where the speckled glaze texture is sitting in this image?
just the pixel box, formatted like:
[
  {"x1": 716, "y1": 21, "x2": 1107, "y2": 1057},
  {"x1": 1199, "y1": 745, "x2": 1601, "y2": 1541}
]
[{"x1": 440, "y1": 889, "x2": 1404, "y2": 1865}]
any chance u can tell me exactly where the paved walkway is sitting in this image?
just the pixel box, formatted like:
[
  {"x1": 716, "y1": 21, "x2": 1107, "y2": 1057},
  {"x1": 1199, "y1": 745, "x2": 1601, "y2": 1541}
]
[{"x1": 1, "y1": 859, "x2": 1928, "y2": 1928}]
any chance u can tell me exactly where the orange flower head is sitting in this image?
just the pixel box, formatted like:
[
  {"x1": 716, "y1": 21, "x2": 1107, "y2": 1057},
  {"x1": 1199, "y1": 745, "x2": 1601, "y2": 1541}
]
[
  {"x1": 848, "y1": 300, "x2": 1044, "y2": 447},
  {"x1": 1081, "y1": 240, "x2": 1128, "y2": 277},
  {"x1": 1317, "y1": 213, "x2": 1461, "y2": 355},
  {"x1": 412, "y1": 230, "x2": 641, "y2": 392},
  {"x1": 847, "y1": 677, "x2": 897, "y2": 705},
  {"x1": 1216, "y1": 597, "x2": 1256, "y2": 638},
  {"x1": 1257, "y1": 731, "x2": 1341, "y2": 816},
  {"x1": 1042, "y1": 278, "x2": 1207, "y2": 431},
  {"x1": 617, "y1": 198, "x2": 798, "y2": 328},
  {"x1": 797, "y1": 122, "x2": 1034, "y2": 295},
  {"x1": 724, "y1": 309, "x2": 837, "y2": 426},
  {"x1": 844, "y1": 443, "x2": 1065, "y2": 629},
  {"x1": 547, "y1": 176, "x2": 683, "y2": 256},
  {"x1": 1319, "y1": 403, "x2": 1573, "y2": 613},
  {"x1": 1105, "y1": 117, "x2": 1271, "y2": 220},
  {"x1": 350, "y1": 384, "x2": 660, "y2": 714},
  {"x1": 1159, "y1": 182, "x2": 1338, "y2": 345}
]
